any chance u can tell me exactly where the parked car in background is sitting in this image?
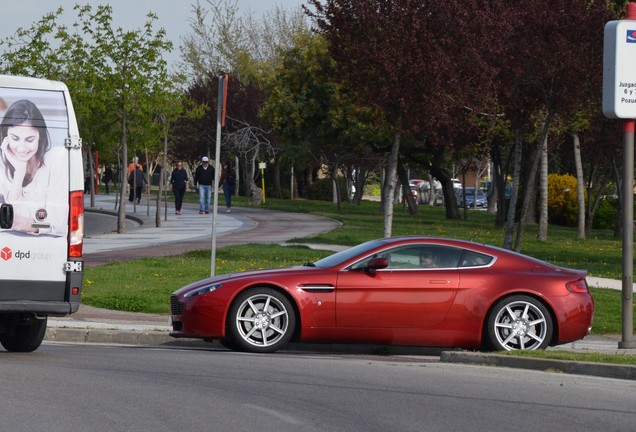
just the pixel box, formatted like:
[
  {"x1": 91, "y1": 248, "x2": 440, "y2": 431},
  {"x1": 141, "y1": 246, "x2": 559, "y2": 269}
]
[
  {"x1": 410, "y1": 179, "x2": 442, "y2": 205},
  {"x1": 170, "y1": 236, "x2": 594, "y2": 353},
  {"x1": 456, "y1": 187, "x2": 488, "y2": 209}
]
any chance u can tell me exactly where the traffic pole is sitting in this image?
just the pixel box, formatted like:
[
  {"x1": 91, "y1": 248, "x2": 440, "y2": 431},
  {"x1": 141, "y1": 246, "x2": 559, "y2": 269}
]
[
  {"x1": 618, "y1": 1, "x2": 636, "y2": 349},
  {"x1": 620, "y1": 119, "x2": 635, "y2": 349}
]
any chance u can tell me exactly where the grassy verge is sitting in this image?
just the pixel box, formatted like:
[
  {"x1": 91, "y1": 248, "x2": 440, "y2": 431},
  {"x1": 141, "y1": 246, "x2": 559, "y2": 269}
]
[{"x1": 83, "y1": 245, "x2": 332, "y2": 314}]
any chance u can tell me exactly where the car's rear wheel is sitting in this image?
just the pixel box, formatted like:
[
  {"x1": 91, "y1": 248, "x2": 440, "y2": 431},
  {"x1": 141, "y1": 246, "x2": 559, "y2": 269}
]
[
  {"x1": 226, "y1": 288, "x2": 295, "y2": 353},
  {"x1": 486, "y1": 296, "x2": 552, "y2": 351},
  {"x1": 0, "y1": 316, "x2": 47, "y2": 352}
]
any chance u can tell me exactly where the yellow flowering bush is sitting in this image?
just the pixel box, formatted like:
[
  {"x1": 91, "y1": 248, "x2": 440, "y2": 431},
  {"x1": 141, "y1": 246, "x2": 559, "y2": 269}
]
[{"x1": 547, "y1": 174, "x2": 583, "y2": 226}]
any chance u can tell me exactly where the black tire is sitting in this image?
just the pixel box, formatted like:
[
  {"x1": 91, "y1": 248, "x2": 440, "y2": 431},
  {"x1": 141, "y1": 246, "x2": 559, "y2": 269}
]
[
  {"x1": 218, "y1": 338, "x2": 240, "y2": 351},
  {"x1": 486, "y1": 295, "x2": 552, "y2": 351},
  {"x1": 0, "y1": 317, "x2": 47, "y2": 352},
  {"x1": 226, "y1": 287, "x2": 295, "y2": 353}
]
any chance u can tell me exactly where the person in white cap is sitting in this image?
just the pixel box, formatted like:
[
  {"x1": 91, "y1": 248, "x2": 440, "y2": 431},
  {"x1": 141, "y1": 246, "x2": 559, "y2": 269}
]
[{"x1": 193, "y1": 156, "x2": 214, "y2": 214}]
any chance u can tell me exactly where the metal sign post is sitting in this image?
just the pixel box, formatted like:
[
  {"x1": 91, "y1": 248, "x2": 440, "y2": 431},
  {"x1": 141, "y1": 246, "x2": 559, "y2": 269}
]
[
  {"x1": 603, "y1": 2, "x2": 636, "y2": 349},
  {"x1": 210, "y1": 74, "x2": 229, "y2": 277},
  {"x1": 259, "y1": 161, "x2": 267, "y2": 204}
]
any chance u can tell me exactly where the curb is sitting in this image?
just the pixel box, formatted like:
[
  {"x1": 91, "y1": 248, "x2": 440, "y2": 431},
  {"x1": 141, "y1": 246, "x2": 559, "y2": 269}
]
[
  {"x1": 46, "y1": 327, "x2": 172, "y2": 346},
  {"x1": 440, "y1": 351, "x2": 636, "y2": 381},
  {"x1": 84, "y1": 207, "x2": 146, "y2": 226}
]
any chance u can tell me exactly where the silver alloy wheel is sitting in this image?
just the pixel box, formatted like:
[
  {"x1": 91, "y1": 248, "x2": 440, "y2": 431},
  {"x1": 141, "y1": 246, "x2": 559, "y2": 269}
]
[
  {"x1": 491, "y1": 299, "x2": 549, "y2": 350},
  {"x1": 235, "y1": 293, "x2": 290, "y2": 348}
]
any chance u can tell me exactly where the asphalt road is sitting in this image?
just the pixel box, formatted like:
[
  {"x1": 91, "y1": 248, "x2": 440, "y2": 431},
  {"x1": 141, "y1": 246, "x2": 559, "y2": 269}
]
[{"x1": 2, "y1": 342, "x2": 635, "y2": 432}]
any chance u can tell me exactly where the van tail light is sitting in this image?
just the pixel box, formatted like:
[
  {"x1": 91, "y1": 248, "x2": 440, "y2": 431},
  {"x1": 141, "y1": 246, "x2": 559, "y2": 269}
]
[
  {"x1": 566, "y1": 278, "x2": 589, "y2": 294},
  {"x1": 68, "y1": 191, "x2": 84, "y2": 258}
]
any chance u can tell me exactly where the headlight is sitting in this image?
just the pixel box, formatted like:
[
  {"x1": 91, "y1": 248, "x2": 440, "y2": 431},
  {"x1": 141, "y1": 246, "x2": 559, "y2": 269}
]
[{"x1": 183, "y1": 283, "x2": 223, "y2": 298}]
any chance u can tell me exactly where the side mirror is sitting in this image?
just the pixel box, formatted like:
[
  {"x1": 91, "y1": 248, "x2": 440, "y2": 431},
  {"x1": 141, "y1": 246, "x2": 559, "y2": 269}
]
[
  {"x1": 0, "y1": 203, "x2": 13, "y2": 229},
  {"x1": 367, "y1": 257, "x2": 388, "y2": 271}
]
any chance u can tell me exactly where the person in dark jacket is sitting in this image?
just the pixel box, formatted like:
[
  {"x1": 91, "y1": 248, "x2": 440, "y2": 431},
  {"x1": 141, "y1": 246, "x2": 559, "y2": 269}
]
[
  {"x1": 169, "y1": 161, "x2": 188, "y2": 215},
  {"x1": 128, "y1": 164, "x2": 146, "y2": 204},
  {"x1": 193, "y1": 156, "x2": 214, "y2": 214},
  {"x1": 103, "y1": 164, "x2": 113, "y2": 194},
  {"x1": 219, "y1": 160, "x2": 235, "y2": 213}
]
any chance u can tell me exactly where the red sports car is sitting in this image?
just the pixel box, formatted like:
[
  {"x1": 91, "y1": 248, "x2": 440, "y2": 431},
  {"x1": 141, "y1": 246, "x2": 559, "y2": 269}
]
[{"x1": 170, "y1": 237, "x2": 594, "y2": 353}]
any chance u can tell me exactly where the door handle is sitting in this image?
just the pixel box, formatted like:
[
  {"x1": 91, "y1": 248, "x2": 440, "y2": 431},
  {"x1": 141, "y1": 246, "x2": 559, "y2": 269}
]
[{"x1": 0, "y1": 203, "x2": 13, "y2": 229}]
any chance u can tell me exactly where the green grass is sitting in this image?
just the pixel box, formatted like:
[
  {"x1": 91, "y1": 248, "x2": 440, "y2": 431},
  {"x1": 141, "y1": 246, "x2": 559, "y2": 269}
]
[
  {"x1": 84, "y1": 245, "x2": 332, "y2": 314},
  {"x1": 255, "y1": 198, "x2": 624, "y2": 279}
]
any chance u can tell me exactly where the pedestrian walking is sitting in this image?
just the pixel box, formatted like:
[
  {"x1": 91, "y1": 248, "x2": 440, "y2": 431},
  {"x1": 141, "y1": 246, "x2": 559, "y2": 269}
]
[
  {"x1": 128, "y1": 164, "x2": 146, "y2": 203},
  {"x1": 169, "y1": 161, "x2": 188, "y2": 214},
  {"x1": 103, "y1": 164, "x2": 113, "y2": 194},
  {"x1": 194, "y1": 156, "x2": 214, "y2": 214},
  {"x1": 219, "y1": 160, "x2": 235, "y2": 213}
]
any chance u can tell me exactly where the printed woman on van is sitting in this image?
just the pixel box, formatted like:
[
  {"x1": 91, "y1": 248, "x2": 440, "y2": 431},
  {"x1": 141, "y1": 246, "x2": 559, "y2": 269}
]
[{"x1": 0, "y1": 99, "x2": 68, "y2": 236}]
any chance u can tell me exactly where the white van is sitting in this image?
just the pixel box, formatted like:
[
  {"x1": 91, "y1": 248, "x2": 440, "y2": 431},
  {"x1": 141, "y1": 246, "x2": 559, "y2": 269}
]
[{"x1": 0, "y1": 75, "x2": 84, "y2": 352}]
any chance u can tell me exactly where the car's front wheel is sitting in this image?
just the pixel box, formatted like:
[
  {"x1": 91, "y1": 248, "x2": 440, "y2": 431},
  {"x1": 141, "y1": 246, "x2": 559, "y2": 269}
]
[
  {"x1": 486, "y1": 295, "x2": 553, "y2": 351},
  {"x1": 226, "y1": 287, "x2": 295, "y2": 353}
]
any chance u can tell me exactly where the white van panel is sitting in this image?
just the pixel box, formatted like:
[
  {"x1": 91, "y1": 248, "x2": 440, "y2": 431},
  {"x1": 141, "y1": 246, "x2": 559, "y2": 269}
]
[
  {"x1": 0, "y1": 87, "x2": 71, "y2": 281},
  {"x1": 0, "y1": 74, "x2": 83, "y2": 312}
]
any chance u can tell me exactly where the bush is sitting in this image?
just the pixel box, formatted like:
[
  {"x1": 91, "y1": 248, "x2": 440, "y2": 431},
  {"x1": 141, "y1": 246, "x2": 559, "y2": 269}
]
[
  {"x1": 310, "y1": 177, "x2": 350, "y2": 201},
  {"x1": 364, "y1": 182, "x2": 381, "y2": 196},
  {"x1": 547, "y1": 174, "x2": 582, "y2": 226},
  {"x1": 593, "y1": 198, "x2": 617, "y2": 230}
]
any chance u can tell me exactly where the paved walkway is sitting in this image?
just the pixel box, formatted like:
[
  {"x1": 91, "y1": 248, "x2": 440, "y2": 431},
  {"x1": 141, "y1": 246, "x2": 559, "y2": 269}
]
[{"x1": 81, "y1": 194, "x2": 343, "y2": 267}]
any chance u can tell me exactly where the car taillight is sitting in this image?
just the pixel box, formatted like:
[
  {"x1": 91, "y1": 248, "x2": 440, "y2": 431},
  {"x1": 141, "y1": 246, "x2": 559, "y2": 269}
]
[
  {"x1": 566, "y1": 278, "x2": 589, "y2": 293},
  {"x1": 68, "y1": 191, "x2": 84, "y2": 258}
]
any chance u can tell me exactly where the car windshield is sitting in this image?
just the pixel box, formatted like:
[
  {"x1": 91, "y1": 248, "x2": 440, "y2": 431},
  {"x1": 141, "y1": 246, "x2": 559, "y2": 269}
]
[
  {"x1": 464, "y1": 187, "x2": 483, "y2": 195},
  {"x1": 313, "y1": 239, "x2": 387, "y2": 268}
]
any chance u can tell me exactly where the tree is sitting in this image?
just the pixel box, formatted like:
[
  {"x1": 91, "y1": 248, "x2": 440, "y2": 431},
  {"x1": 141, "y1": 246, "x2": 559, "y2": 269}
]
[
  {"x1": 0, "y1": 5, "x2": 180, "y2": 233},
  {"x1": 488, "y1": 0, "x2": 615, "y2": 250},
  {"x1": 308, "y1": 0, "x2": 504, "y2": 235},
  {"x1": 261, "y1": 32, "x2": 389, "y2": 208}
]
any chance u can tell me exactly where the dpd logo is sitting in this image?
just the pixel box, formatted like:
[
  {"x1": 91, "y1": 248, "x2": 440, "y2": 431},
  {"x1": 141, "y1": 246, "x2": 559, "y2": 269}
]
[{"x1": 1, "y1": 246, "x2": 12, "y2": 261}]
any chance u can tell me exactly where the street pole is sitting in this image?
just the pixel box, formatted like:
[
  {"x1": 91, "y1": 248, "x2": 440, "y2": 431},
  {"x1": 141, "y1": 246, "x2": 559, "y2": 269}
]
[
  {"x1": 210, "y1": 74, "x2": 228, "y2": 277},
  {"x1": 620, "y1": 119, "x2": 635, "y2": 349},
  {"x1": 603, "y1": 0, "x2": 636, "y2": 350},
  {"x1": 619, "y1": 2, "x2": 636, "y2": 349}
]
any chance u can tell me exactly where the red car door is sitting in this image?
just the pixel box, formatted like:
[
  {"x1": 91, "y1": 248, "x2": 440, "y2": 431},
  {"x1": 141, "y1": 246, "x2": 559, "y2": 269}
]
[{"x1": 335, "y1": 267, "x2": 459, "y2": 329}]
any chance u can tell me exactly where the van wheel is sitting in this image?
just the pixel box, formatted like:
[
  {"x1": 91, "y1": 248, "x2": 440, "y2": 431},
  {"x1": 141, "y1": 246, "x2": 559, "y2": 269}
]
[{"x1": 0, "y1": 317, "x2": 47, "y2": 352}]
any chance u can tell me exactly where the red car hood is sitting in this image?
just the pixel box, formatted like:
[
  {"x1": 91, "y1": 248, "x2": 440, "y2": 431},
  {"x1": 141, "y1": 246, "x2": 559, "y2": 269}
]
[{"x1": 173, "y1": 265, "x2": 317, "y2": 297}]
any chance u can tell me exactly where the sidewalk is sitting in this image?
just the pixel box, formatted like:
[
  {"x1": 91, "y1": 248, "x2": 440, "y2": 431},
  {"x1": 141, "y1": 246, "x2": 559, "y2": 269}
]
[{"x1": 44, "y1": 193, "x2": 635, "y2": 380}]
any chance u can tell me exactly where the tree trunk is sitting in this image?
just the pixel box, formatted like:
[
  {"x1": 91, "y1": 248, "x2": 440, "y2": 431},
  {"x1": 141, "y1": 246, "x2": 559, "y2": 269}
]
[
  {"x1": 538, "y1": 134, "x2": 548, "y2": 241},
  {"x1": 573, "y1": 134, "x2": 585, "y2": 240},
  {"x1": 490, "y1": 139, "x2": 506, "y2": 228},
  {"x1": 612, "y1": 158, "x2": 622, "y2": 240},
  {"x1": 156, "y1": 126, "x2": 168, "y2": 227},
  {"x1": 514, "y1": 112, "x2": 552, "y2": 251},
  {"x1": 87, "y1": 145, "x2": 95, "y2": 208},
  {"x1": 382, "y1": 131, "x2": 401, "y2": 238},
  {"x1": 504, "y1": 128, "x2": 523, "y2": 249},
  {"x1": 397, "y1": 159, "x2": 418, "y2": 215},
  {"x1": 117, "y1": 110, "x2": 128, "y2": 234}
]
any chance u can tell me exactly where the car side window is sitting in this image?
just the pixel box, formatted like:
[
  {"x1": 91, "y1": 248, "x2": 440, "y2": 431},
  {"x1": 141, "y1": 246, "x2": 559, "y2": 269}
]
[
  {"x1": 386, "y1": 245, "x2": 462, "y2": 269},
  {"x1": 459, "y1": 250, "x2": 494, "y2": 267}
]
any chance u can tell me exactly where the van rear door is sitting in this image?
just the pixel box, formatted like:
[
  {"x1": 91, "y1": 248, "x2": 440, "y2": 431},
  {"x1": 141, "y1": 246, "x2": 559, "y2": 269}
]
[{"x1": 0, "y1": 76, "x2": 83, "y2": 327}]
